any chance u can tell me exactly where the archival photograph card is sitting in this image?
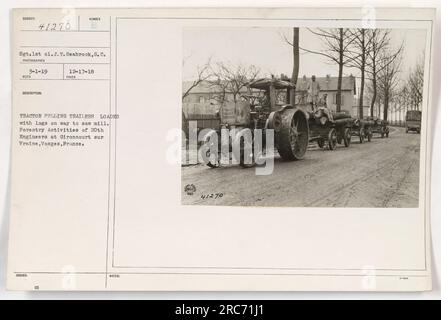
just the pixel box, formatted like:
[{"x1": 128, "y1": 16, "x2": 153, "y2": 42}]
[{"x1": 7, "y1": 7, "x2": 434, "y2": 291}]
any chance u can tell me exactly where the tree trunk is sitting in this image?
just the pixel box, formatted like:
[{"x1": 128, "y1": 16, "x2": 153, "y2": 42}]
[
  {"x1": 370, "y1": 55, "x2": 377, "y2": 117},
  {"x1": 359, "y1": 72, "x2": 365, "y2": 118},
  {"x1": 358, "y1": 29, "x2": 366, "y2": 119},
  {"x1": 378, "y1": 98, "x2": 381, "y2": 118},
  {"x1": 336, "y1": 64, "x2": 343, "y2": 112},
  {"x1": 383, "y1": 94, "x2": 389, "y2": 121},
  {"x1": 370, "y1": 77, "x2": 377, "y2": 118},
  {"x1": 290, "y1": 27, "x2": 300, "y2": 106},
  {"x1": 336, "y1": 28, "x2": 344, "y2": 112}
]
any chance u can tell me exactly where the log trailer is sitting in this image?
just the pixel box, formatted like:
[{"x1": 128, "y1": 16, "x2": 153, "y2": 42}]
[
  {"x1": 369, "y1": 117, "x2": 390, "y2": 138},
  {"x1": 351, "y1": 118, "x2": 374, "y2": 143},
  {"x1": 351, "y1": 117, "x2": 389, "y2": 142},
  {"x1": 308, "y1": 109, "x2": 353, "y2": 150}
]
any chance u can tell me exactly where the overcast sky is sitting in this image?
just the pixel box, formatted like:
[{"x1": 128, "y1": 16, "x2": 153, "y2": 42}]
[{"x1": 183, "y1": 27, "x2": 427, "y2": 90}]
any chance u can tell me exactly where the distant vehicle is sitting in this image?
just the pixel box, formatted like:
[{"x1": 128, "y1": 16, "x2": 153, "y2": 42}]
[{"x1": 405, "y1": 110, "x2": 422, "y2": 134}]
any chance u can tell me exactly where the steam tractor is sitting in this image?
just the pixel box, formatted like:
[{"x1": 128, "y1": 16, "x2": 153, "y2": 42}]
[{"x1": 202, "y1": 77, "x2": 309, "y2": 168}]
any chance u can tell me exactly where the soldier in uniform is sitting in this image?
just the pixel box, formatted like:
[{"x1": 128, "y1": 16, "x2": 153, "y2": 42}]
[
  {"x1": 307, "y1": 75, "x2": 321, "y2": 111},
  {"x1": 320, "y1": 93, "x2": 333, "y2": 122}
]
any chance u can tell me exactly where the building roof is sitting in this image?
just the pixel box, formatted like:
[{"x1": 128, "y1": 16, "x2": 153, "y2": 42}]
[
  {"x1": 182, "y1": 81, "x2": 219, "y2": 94},
  {"x1": 182, "y1": 80, "x2": 250, "y2": 94},
  {"x1": 295, "y1": 75, "x2": 356, "y2": 93}
]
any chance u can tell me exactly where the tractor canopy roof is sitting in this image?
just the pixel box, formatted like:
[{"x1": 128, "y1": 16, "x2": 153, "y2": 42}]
[{"x1": 248, "y1": 78, "x2": 295, "y2": 90}]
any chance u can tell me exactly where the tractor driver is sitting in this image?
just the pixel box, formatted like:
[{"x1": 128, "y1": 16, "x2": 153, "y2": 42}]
[
  {"x1": 260, "y1": 89, "x2": 271, "y2": 112},
  {"x1": 307, "y1": 75, "x2": 321, "y2": 111}
]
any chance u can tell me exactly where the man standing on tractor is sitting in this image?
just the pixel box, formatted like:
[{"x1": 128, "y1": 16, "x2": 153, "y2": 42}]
[{"x1": 307, "y1": 75, "x2": 321, "y2": 111}]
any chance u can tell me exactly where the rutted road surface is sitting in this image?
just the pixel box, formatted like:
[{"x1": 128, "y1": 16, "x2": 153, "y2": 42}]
[{"x1": 181, "y1": 127, "x2": 420, "y2": 207}]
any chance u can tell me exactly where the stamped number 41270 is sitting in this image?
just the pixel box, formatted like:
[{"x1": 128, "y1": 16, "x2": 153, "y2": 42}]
[{"x1": 201, "y1": 193, "x2": 223, "y2": 200}]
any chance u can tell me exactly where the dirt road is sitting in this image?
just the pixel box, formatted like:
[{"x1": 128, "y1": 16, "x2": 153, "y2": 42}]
[{"x1": 181, "y1": 127, "x2": 420, "y2": 207}]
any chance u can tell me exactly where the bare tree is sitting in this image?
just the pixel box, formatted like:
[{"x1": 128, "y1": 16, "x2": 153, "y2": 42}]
[
  {"x1": 284, "y1": 28, "x2": 355, "y2": 111},
  {"x1": 377, "y1": 49, "x2": 402, "y2": 120},
  {"x1": 182, "y1": 57, "x2": 212, "y2": 139},
  {"x1": 396, "y1": 83, "x2": 411, "y2": 123},
  {"x1": 395, "y1": 55, "x2": 424, "y2": 114},
  {"x1": 209, "y1": 62, "x2": 260, "y2": 103},
  {"x1": 291, "y1": 27, "x2": 300, "y2": 105},
  {"x1": 365, "y1": 29, "x2": 403, "y2": 117},
  {"x1": 182, "y1": 58, "x2": 212, "y2": 100},
  {"x1": 400, "y1": 85, "x2": 411, "y2": 112},
  {"x1": 407, "y1": 55, "x2": 424, "y2": 110},
  {"x1": 365, "y1": 79, "x2": 378, "y2": 116},
  {"x1": 346, "y1": 28, "x2": 374, "y2": 118}
]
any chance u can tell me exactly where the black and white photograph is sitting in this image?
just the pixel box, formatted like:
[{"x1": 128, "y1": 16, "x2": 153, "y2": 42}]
[
  {"x1": 3, "y1": 6, "x2": 437, "y2": 294},
  {"x1": 182, "y1": 26, "x2": 426, "y2": 208}
]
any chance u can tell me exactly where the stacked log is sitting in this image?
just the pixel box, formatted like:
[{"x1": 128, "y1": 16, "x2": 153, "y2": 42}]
[
  {"x1": 309, "y1": 110, "x2": 353, "y2": 126},
  {"x1": 333, "y1": 111, "x2": 352, "y2": 120},
  {"x1": 352, "y1": 118, "x2": 374, "y2": 128},
  {"x1": 308, "y1": 109, "x2": 330, "y2": 125},
  {"x1": 332, "y1": 112, "x2": 352, "y2": 127},
  {"x1": 361, "y1": 119, "x2": 375, "y2": 127},
  {"x1": 334, "y1": 118, "x2": 353, "y2": 126},
  {"x1": 364, "y1": 117, "x2": 387, "y2": 126},
  {"x1": 374, "y1": 119, "x2": 388, "y2": 126}
]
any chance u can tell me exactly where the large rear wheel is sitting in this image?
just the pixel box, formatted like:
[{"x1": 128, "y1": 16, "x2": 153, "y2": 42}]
[{"x1": 277, "y1": 110, "x2": 309, "y2": 161}]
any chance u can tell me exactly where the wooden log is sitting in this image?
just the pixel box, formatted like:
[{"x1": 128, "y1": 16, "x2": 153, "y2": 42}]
[
  {"x1": 360, "y1": 119, "x2": 375, "y2": 126},
  {"x1": 334, "y1": 118, "x2": 353, "y2": 126},
  {"x1": 333, "y1": 112, "x2": 352, "y2": 120}
]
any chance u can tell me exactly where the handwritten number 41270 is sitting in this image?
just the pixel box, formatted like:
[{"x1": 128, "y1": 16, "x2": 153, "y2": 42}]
[{"x1": 200, "y1": 193, "x2": 223, "y2": 200}]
